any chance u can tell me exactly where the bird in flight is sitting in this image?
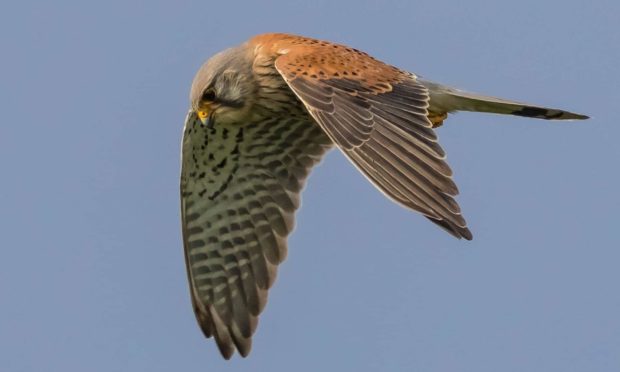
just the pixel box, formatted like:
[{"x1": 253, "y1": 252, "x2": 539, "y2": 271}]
[{"x1": 180, "y1": 33, "x2": 587, "y2": 359}]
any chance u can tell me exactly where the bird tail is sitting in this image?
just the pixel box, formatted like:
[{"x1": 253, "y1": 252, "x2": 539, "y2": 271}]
[{"x1": 418, "y1": 78, "x2": 589, "y2": 123}]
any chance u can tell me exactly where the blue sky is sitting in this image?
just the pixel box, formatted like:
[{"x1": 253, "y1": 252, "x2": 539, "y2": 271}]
[{"x1": 1, "y1": 1, "x2": 618, "y2": 371}]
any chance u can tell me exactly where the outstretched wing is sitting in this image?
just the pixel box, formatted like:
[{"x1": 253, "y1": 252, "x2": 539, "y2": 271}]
[
  {"x1": 180, "y1": 111, "x2": 331, "y2": 358},
  {"x1": 274, "y1": 44, "x2": 472, "y2": 239}
]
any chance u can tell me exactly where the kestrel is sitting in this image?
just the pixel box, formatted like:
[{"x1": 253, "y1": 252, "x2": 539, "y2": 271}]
[{"x1": 180, "y1": 33, "x2": 587, "y2": 359}]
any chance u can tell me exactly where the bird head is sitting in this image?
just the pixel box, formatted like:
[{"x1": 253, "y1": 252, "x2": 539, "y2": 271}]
[{"x1": 190, "y1": 45, "x2": 256, "y2": 127}]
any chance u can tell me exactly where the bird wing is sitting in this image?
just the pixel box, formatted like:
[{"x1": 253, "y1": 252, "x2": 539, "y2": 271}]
[
  {"x1": 274, "y1": 43, "x2": 472, "y2": 239},
  {"x1": 180, "y1": 111, "x2": 331, "y2": 358}
]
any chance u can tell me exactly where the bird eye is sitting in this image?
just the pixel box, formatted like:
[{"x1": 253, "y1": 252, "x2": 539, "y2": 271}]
[{"x1": 201, "y1": 89, "x2": 216, "y2": 102}]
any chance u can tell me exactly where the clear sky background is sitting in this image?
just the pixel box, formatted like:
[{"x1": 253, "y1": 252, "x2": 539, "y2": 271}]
[{"x1": 1, "y1": 1, "x2": 618, "y2": 371}]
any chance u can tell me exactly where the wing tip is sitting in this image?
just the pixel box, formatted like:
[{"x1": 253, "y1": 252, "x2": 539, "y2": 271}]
[
  {"x1": 452, "y1": 225, "x2": 473, "y2": 240},
  {"x1": 460, "y1": 228, "x2": 473, "y2": 241},
  {"x1": 428, "y1": 217, "x2": 473, "y2": 240}
]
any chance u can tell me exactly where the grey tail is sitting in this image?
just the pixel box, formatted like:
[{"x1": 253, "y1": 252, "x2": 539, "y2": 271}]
[{"x1": 418, "y1": 78, "x2": 589, "y2": 122}]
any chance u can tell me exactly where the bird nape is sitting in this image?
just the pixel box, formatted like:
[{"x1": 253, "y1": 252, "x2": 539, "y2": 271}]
[{"x1": 179, "y1": 32, "x2": 588, "y2": 359}]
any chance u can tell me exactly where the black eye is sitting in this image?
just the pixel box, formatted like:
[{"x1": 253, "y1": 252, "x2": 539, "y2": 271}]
[{"x1": 201, "y1": 89, "x2": 216, "y2": 102}]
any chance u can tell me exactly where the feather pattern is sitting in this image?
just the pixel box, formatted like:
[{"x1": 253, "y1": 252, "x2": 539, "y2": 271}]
[
  {"x1": 274, "y1": 48, "x2": 472, "y2": 239},
  {"x1": 180, "y1": 110, "x2": 331, "y2": 358}
]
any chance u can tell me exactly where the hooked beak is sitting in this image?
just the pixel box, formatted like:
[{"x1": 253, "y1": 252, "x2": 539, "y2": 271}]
[{"x1": 196, "y1": 110, "x2": 214, "y2": 128}]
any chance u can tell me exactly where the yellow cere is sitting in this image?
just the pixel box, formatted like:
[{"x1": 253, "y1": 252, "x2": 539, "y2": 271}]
[{"x1": 197, "y1": 110, "x2": 209, "y2": 124}]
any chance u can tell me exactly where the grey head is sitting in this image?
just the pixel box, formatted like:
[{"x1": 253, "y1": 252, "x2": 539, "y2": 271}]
[{"x1": 190, "y1": 44, "x2": 257, "y2": 126}]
